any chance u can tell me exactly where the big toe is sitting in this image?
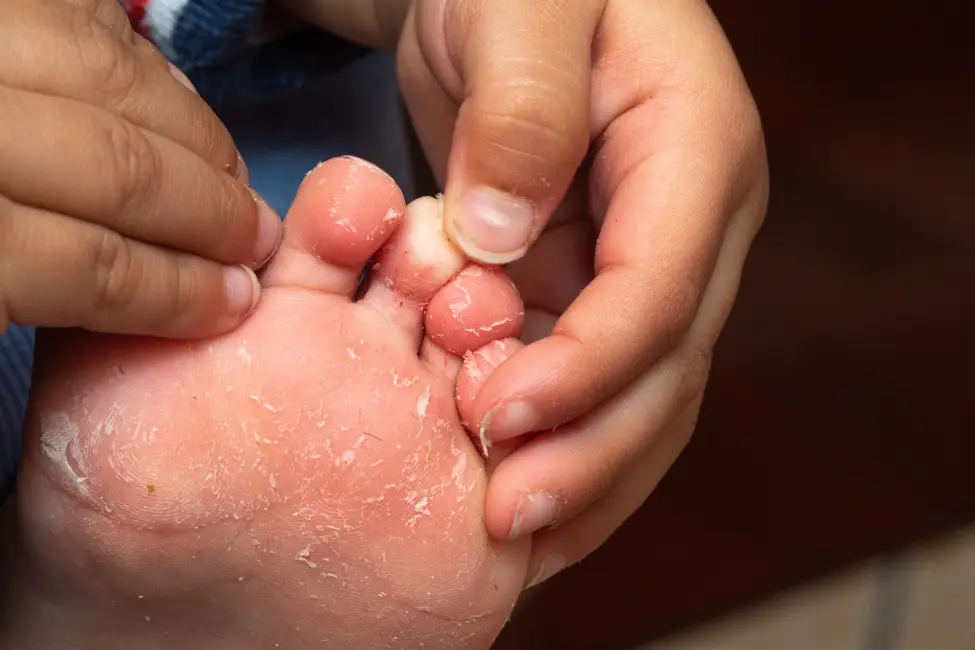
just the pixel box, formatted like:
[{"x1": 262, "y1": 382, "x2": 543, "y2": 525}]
[{"x1": 260, "y1": 156, "x2": 406, "y2": 296}]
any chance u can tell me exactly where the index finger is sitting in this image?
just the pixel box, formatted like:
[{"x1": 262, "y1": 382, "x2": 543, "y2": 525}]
[
  {"x1": 470, "y1": 0, "x2": 768, "y2": 442},
  {"x1": 0, "y1": 0, "x2": 241, "y2": 178}
]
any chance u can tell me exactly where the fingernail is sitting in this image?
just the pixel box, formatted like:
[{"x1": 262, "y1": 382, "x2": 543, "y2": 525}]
[
  {"x1": 224, "y1": 265, "x2": 260, "y2": 316},
  {"x1": 453, "y1": 186, "x2": 534, "y2": 262},
  {"x1": 484, "y1": 400, "x2": 540, "y2": 442},
  {"x1": 526, "y1": 554, "x2": 567, "y2": 590},
  {"x1": 235, "y1": 151, "x2": 250, "y2": 185},
  {"x1": 248, "y1": 188, "x2": 282, "y2": 268},
  {"x1": 508, "y1": 492, "x2": 557, "y2": 540},
  {"x1": 168, "y1": 62, "x2": 197, "y2": 93}
]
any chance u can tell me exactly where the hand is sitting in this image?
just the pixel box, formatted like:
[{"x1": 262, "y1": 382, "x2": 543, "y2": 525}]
[
  {"x1": 283, "y1": 0, "x2": 769, "y2": 588},
  {"x1": 401, "y1": 0, "x2": 768, "y2": 587},
  {"x1": 0, "y1": 0, "x2": 282, "y2": 339}
]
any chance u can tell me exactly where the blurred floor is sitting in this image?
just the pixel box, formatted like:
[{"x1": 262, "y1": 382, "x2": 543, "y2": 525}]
[{"x1": 636, "y1": 524, "x2": 975, "y2": 650}]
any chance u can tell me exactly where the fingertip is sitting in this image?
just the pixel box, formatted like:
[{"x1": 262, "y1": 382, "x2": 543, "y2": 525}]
[
  {"x1": 480, "y1": 400, "x2": 543, "y2": 444},
  {"x1": 507, "y1": 491, "x2": 558, "y2": 540},
  {"x1": 438, "y1": 0, "x2": 598, "y2": 264},
  {"x1": 444, "y1": 186, "x2": 535, "y2": 264},
  {"x1": 235, "y1": 151, "x2": 250, "y2": 185},
  {"x1": 170, "y1": 263, "x2": 259, "y2": 339},
  {"x1": 248, "y1": 188, "x2": 283, "y2": 269},
  {"x1": 484, "y1": 474, "x2": 560, "y2": 542},
  {"x1": 223, "y1": 264, "x2": 261, "y2": 318}
]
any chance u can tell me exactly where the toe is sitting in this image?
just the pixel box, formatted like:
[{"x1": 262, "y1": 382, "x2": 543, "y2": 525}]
[
  {"x1": 260, "y1": 156, "x2": 405, "y2": 296},
  {"x1": 358, "y1": 196, "x2": 467, "y2": 348},
  {"x1": 425, "y1": 266, "x2": 524, "y2": 356},
  {"x1": 455, "y1": 338, "x2": 525, "y2": 461}
]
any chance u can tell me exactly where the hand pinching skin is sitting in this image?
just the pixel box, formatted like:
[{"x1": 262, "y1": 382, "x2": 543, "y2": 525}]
[{"x1": 282, "y1": 0, "x2": 769, "y2": 588}]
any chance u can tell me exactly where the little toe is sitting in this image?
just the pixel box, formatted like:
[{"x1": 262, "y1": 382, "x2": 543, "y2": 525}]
[
  {"x1": 358, "y1": 196, "x2": 467, "y2": 349},
  {"x1": 261, "y1": 156, "x2": 405, "y2": 296},
  {"x1": 455, "y1": 338, "x2": 525, "y2": 461}
]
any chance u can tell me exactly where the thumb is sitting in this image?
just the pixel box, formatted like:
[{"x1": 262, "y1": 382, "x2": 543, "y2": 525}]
[{"x1": 440, "y1": 0, "x2": 602, "y2": 264}]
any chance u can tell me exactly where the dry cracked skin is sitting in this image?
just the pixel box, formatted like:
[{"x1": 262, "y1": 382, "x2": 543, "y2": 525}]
[{"x1": 0, "y1": 156, "x2": 533, "y2": 650}]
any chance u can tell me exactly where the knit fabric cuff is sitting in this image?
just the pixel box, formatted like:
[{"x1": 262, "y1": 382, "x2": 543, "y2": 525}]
[{"x1": 121, "y1": 0, "x2": 368, "y2": 104}]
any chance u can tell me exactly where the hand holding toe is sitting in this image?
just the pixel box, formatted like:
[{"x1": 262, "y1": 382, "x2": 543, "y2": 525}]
[{"x1": 401, "y1": 0, "x2": 770, "y2": 588}]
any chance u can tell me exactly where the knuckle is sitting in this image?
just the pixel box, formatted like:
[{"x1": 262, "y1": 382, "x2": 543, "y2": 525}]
[
  {"x1": 727, "y1": 95, "x2": 767, "y2": 176},
  {"x1": 196, "y1": 178, "x2": 247, "y2": 256},
  {"x1": 70, "y1": 0, "x2": 129, "y2": 32},
  {"x1": 104, "y1": 117, "x2": 161, "y2": 218},
  {"x1": 166, "y1": 256, "x2": 202, "y2": 321},
  {"x1": 195, "y1": 109, "x2": 237, "y2": 172},
  {"x1": 89, "y1": 229, "x2": 139, "y2": 312},
  {"x1": 656, "y1": 280, "x2": 702, "y2": 352},
  {"x1": 725, "y1": 97, "x2": 769, "y2": 231},
  {"x1": 471, "y1": 84, "x2": 588, "y2": 172},
  {"x1": 71, "y1": 13, "x2": 143, "y2": 103}
]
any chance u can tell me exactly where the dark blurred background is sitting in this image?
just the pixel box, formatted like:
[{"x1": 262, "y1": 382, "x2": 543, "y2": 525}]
[{"x1": 482, "y1": 0, "x2": 974, "y2": 647}]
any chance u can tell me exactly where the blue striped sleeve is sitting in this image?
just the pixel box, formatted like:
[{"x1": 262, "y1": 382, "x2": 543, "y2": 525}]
[
  {"x1": 124, "y1": 0, "x2": 369, "y2": 105},
  {"x1": 0, "y1": 326, "x2": 34, "y2": 498}
]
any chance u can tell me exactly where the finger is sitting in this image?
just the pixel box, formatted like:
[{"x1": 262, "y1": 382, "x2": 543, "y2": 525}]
[
  {"x1": 0, "y1": 85, "x2": 280, "y2": 268},
  {"x1": 483, "y1": 118, "x2": 768, "y2": 546},
  {"x1": 482, "y1": 344, "x2": 708, "y2": 542},
  {"x1": 505, "y1": 217, "x2": 595, "y2": 319},
  {"x1": 0, "y1": 197, "x2": 260, "y2": 338},
  {"x1": 397, "y1": 5, "x2": 456, "y2": 189},
  {"x1": 57, "y1": 0, "x2": 133, "y2": 35},
  {"x1": 0, "y1": 0, "x2": 243, "y2": 178},
  {"x1": 422, "y1": 0, "x2": 602, "y2": 264},
  {"x1": 471, "y1": 0, "x2": 768, "y2": 443},
  {"x1": 522, "y1": 401, "x2": 703, "y2": 590}
]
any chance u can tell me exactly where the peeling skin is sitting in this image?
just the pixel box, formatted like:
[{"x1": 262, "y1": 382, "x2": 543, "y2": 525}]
[
  {"x1": 236, "y1": 347, "x2": 252, "y2": 365},
  {"x1": 20, "y1": 184, "x2": 529, "y2": 650},
  {"x1": 464, "y1": 317, "x2": 515, "y2": 339},
  {"x1": 462, "y1": 351, "x2": 483, "y2": 383},
  {"x1": 392, "y1": 373, "x2": 417, "y2": 388},
  {"x1": 449, "y1": 285, "x2": 473, "y2": 315},
  {"x1": 248, "y1": 395, "x2": 282, "y2": 413},
  {"x1": 415, "y1": 385, "x2": 431, "y2": 419},
  {"x1": 40, "y1": 411, "x2": 86, "y2": 485},
  {"x1": 477, "y1": 421, "x2": 492, "y2": 458}
]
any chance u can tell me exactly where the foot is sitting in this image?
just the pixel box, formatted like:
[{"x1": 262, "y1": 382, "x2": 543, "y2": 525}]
[{"x1": 1, "y1": 157, "x2": 531, "y2": 649}]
